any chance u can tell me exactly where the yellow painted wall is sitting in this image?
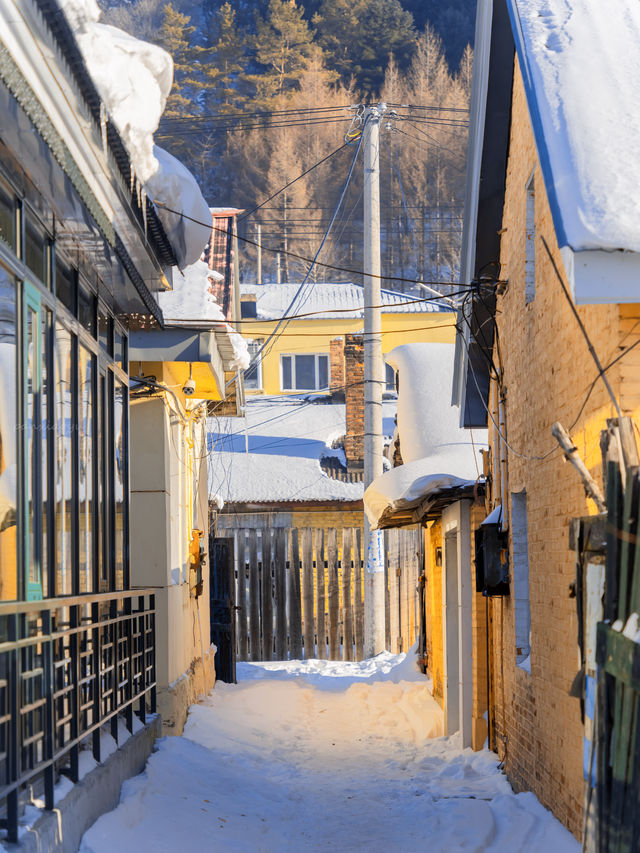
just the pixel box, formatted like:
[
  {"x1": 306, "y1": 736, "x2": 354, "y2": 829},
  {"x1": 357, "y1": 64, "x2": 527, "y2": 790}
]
[{"x1": 245, "y1": 312, "x2": 457, "y2": 395}]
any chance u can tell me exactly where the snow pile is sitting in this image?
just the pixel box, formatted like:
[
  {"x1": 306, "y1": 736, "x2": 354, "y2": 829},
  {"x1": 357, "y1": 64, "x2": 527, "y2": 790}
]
[
  {"x1": 79, "y1": 652, "x2": 578, "y2": 853},
  {"x1": 364, "y1": 343, "x2": 487, "y2": 527},
  {"x1": 226, "y1": 330, "x2": 251, "y2": 371},
  {"x1": 158, "y1": 260, "x2": 226, "y2": 324},
  {"x1": 514, "y1": 0, "x2": 640, "y2": 251},
  {"x1": 146, "y1": 147, "x2": 211, "y2": 268},
  {"x1": 59, "y1": 0, "x2": 211, "y2": 267}
]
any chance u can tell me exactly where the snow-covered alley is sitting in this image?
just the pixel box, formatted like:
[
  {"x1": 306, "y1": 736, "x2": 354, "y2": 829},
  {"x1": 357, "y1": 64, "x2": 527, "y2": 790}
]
[{"x1": 80, "y1": 653, "x2": 579, "y2": 853}]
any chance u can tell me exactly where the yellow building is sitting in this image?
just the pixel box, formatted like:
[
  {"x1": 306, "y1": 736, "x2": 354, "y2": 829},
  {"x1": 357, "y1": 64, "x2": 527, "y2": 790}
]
[{"x1": 238, "y1": 282, "x2": 456, "y2": 395}]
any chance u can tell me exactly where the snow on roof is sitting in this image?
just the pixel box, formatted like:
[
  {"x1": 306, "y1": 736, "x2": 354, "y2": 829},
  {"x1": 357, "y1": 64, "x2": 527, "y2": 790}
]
[
  {"x1": 241, "y1": 283, "x2": 447, "y2": 321},
  {"x1": 60, "y1": 0, "x2": 210, "y2": 268},
  {"x1": 510, "y1": 0, "x2": 640, "y2": 252},
  {"x1": 207, "y1": 397, "x2": 394, "y2": 503},
  {"x1": 159, "y1": 260, "x2": 250, "y2": 370},
  {"x1": 364, "y1": 343, "x2": 487, "y2": 528}
]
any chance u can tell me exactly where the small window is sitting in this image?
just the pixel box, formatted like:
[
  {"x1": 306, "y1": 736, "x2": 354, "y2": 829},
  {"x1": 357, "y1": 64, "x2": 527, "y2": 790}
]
[
  {"x1": 98, "y1": 302, "x2": 112, "y2": 354},
  {"x1": 280, "y1": 354, "x2": 330, "y2": 392},
  {"x1": 385, "y1": 363, "x2": 396, "y2": 393},
  {"x1": 55, "y1": 254, "x2": 76, "y2": 315},
  {"x1": 114, "y1": 326, "x2": 127, "y2": 370},
  {"x1": 0, "y1": 180, "x2": 16, "y2": 250},
  {"x1": 511, "y1": 489, "x2": 531, "y2": 670},
  {"x1": 525, "y1": 172, "x2": 535, "y2": 303},
  {"x1": 24, "y1": 213, "x2": 47, "y2": 284},
  {"x1": 244, "y1": 339, "x2": 263, "y2": 390},
  {"x1": 78, "y1": 286, "x2": 96, "y2": 336}
]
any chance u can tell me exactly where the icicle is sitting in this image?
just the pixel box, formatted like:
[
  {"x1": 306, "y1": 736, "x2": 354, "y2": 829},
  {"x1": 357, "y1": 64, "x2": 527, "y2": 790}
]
[
  {"x1": 130, "y1": 165, "x2": 135, "y2": 196},
  {"x1": 99, "y1": 102, "x2": 108, "y2": 157},
  {"x1": 141, "y1": 186, "x2": 148, "y2": 236}
]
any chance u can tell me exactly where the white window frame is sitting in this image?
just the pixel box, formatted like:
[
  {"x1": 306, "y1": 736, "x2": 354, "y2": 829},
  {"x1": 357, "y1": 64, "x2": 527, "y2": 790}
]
[
  {"x1": 280, "y1": 353, "x2": 330, "y2": 392},
  {"x1": 244, "y1": 339, "x2": 264, "y2": 391},
  {"x1": 511, "y1": 489, "x2": 531, "y2": 671},
  {"x1": 525, "y1": 170, "x2": 536, "y2": 303}
]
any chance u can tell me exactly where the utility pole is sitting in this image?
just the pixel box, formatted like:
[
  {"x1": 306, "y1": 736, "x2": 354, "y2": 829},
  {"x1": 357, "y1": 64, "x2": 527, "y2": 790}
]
[
  {"x1": 276, "y1": 252, "x2": 281, "y2": 284},
  {"x1": 256, "y1": 223, "x2": 262, "y2": 285},
  {"x1": 363, "y1": 103, "x2": 386, "y2": 658}
]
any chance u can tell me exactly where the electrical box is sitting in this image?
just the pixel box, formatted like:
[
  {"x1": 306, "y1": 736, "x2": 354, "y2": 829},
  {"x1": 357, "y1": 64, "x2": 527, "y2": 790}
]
[
  {"x1": 475, "y1": 507, "x2": 509, "y2": 596},
  {"x1": 189, "y1": 529, "x2": 206, "y2": 598}
]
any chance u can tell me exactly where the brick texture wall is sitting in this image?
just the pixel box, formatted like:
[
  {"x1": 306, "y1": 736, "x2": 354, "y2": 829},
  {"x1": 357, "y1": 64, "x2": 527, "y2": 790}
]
[
  {"x1": 330, "y1": 337, "x2": 345, "y2": 399},
  {"x1": 487, "y1": 57, "x2": 636, "y2": 838},
  {"x1": 344, "y1": 333, "x2": 364, "y2": 471}
]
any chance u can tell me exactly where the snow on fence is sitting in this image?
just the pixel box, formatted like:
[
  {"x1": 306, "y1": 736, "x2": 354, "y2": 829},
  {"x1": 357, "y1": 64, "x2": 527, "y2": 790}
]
[{"x1": 233, "y1": 525, "x2": 421, "y2": 662}]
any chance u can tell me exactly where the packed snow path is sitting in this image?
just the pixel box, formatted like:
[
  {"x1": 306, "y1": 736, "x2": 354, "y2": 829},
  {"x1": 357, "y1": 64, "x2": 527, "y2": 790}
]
[{"x1": 81, "y1": 653, "x2": 578, "y2": 852}]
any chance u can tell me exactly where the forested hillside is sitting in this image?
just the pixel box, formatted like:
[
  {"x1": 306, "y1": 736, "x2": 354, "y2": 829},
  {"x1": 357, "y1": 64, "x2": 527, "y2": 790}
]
[{"x1": 100, "y1": 0, "x2": 477, "y2": 291}]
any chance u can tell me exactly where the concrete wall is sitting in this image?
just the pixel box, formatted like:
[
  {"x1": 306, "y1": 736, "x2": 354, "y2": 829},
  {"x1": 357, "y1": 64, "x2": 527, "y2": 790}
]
[
  {"x1": 484, "y1": 56, "x2": 640, "y2": 837},
  {"x1": 130, "y1": 392, "x2": 215, "y2": 735}
]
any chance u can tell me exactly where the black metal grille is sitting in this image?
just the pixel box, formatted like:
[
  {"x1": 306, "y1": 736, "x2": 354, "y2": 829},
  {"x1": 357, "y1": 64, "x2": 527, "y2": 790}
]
[{"x1": 0, "y1": 590, "x2": 156, "y2": 844}]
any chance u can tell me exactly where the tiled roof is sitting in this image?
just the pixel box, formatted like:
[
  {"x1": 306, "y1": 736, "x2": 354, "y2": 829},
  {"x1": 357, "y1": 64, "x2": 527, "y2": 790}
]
[{"x1": 240, "y1": 282, "x2": 447, "y2": 321}]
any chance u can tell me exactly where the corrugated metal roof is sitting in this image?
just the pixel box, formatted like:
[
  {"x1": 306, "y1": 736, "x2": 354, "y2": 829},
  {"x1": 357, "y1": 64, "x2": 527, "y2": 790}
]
[{"x1": 241, "y1": 282, "x2": 448, "y2": 320}]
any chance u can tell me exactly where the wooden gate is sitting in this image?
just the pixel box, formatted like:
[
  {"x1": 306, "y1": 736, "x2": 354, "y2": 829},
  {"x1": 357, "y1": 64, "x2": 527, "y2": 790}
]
[
  {"x1": 231, "y1": 524, "x2": 422, "y2": 663},
  {"x1": 583, "y1": 419, "x2": 640, "y2": 851}
]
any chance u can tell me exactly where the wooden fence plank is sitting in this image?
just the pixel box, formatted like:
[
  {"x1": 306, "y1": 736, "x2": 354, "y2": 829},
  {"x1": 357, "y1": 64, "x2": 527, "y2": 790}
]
[
  {"x1": 235, "y1": 531, "x2": 248, "y2": 662},
  {"x1": 342, "y1": 528, "x2": 354, "y2": 662},
  {"x1": 274, "y1": 528, "x2": 288, "y2": 660},
  {"x1": 289, "y1": 528, "x2": 303, "y2": 659},
  {"x1": 248, "y1": 529, "x2": 261, "y2": 661},
  {"x1": 262, "y1": 529, "x2": 274, "y2": 661},
  {"x1": 327, "y1": 528, "x2": 339, "y2": 660},
  {"x1": 301, "y1": 528, "x2": 315, "y2": 659},
  {"x1": 316, "y1": 528, "x2": 326, "y2": 660},
  {"x1": 354, "y1": 527, "x2": 364, "y2": 661}
]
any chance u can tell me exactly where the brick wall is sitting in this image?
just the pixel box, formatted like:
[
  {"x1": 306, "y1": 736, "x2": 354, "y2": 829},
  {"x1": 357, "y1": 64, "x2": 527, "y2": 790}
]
[
  {"x1": 344, "y1": 333, "x2": 364, "y2": 471},
  {"x1": 330, "y1": 337, "x2": 345, "y2": 399},
  {"x1": 486, "y1": 57, "x2": 635, "y2": 837}
]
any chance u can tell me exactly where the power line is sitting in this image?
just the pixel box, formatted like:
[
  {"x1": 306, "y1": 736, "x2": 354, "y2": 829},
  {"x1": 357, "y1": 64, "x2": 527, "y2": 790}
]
[{"x1": 154, "y1": 200, "x2": 475, "y2": 290}]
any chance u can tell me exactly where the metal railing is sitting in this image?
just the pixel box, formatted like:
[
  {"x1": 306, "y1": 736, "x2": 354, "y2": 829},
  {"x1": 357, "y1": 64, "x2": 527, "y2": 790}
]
[{"x1": 0, "y1": 589, "x2": 156, "y2": 843}]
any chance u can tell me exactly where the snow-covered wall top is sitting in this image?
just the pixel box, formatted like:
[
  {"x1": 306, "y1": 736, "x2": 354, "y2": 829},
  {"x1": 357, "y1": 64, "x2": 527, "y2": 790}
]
[
  {"x1": 511, "y1": 0, "x2": 640, "y2": 252},
  {"x1": 364, "y1": 343, "x2": 487, "y2": 527},
  {"x1": 59, "y1": 0, "x2": 210, "y2": 268}
]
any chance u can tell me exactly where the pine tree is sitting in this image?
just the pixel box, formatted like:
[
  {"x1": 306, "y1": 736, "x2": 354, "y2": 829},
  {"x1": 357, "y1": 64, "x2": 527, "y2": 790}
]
[
  {"x1": 205, "y1": 3, "x2": 250, "y2": 114},
  {"x1": 247, "y1": 0, "x2": 317, "y2": 107},
  {"x1": 159, "y1": 4, "x2": 205, "y2": 118}
]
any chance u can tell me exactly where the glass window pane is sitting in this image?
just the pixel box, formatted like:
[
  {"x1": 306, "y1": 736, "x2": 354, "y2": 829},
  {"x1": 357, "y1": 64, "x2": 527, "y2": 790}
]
[
  {"x1": 245, "y1": 339, "x2": 263, "y2": 390},
  {"x1": 0, "y1": 181, "x2": 15, "y2": 250},
  {"x1": 78, "y1": 346, "x2": 95, "y2": 593},
  {"x1": 42, "y1": 309, "x2": 51, "y2": 597},
  {"x1": 78, "y1": 287, "x2": 96, "y2": 336},
  {"x1": 385, "y1": 363, "x2": 396, "y2": 391},
  {"x1": 318, "y1": 355, "x2": 329, "y2": 390},
  {"x1": 281, "y1": 356, "x2": 292, "y2": 390},
  {"x1": 55, "y1": 255, "x2": 76, "y2": 315},
  {"x1": 114, "y1": 327, "x2": 126, "y2": 370},
  {"x1": 0, "y1": 268, "x2": 17, "y2": 599},
  {"x1": 25, "y1": 215, "x2": 46, "y2": 283},
  {"x1": 98, "y1": 304, "x2": 111, "y2": 354},
  {"x1": 295, "y1": 355, "x2": 315, "y2": 390},
  {"x1": 114, "y1": 380, "x2": 127, "y2": 591},
  {"x1": 55, "y1": 324, "x2": 74, "y2": 595},
  {"x1": 25, "y1": 299, "x2": 42, "y2": 595},
  {"x1": 98, "y1": 372, "x2": 108, "y2": 591}
]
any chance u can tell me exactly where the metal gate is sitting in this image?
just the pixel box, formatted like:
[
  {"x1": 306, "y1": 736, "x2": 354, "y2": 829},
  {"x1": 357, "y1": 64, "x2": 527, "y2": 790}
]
[{"x1": 210, "y1": 536, "x2": 236, "y2": 683}]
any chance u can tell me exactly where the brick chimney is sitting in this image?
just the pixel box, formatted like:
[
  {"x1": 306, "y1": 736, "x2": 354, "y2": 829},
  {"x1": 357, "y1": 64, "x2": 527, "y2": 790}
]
[
  {"x1": 330, "y1": 337, "x2": 345, "y2": 400},
  {"x1": 344, "y1": 333, "x2": 364, "y2": 473}
]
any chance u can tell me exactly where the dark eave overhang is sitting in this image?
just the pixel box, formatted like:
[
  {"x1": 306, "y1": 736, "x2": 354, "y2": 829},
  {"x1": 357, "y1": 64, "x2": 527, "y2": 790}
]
[{"x1": 35, "y1": 0, "x2": 178, "y2": 272}]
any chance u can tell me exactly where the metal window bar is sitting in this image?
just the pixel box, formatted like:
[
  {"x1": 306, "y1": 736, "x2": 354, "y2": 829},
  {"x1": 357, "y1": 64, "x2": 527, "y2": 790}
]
[{"x1": 0, "y1": 589, "x2": 156, "y2": 843}]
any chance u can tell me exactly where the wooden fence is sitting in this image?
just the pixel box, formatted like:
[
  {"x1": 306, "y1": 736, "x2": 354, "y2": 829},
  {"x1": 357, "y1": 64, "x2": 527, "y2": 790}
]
[{"x1": 232, "y1": 525, "x2": 422, "y2": 662}]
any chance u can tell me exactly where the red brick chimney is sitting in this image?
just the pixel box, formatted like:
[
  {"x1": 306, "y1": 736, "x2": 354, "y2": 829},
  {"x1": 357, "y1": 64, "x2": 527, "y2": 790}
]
[
  {"x1": 330, "y1": 337, "x2": 345, "y2": 400},
  {"x1": 344, "y1": 333, "x2": 364, "y2": 473}
]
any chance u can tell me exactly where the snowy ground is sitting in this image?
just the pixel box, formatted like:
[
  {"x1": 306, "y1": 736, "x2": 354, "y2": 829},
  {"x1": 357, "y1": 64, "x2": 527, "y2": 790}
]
[{"x1": 80, "y1": 653, "x2": 579, "y2": 853}]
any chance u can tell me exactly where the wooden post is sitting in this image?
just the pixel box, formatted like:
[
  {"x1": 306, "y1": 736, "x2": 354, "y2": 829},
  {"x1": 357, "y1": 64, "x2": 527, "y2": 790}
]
[
  {"x1": 316, "y1": 528, "x2": 326, "y2": 660},
  {"x1": 327, "y1": 528, "x2": 339, "y2": 660},
  {"x1": 289, "y1": 528, "x2": 302, "y2": 659},
  {"x1": 384, "y1": 531, "x2": 391, "y2": 651},
  {"x1": 342, "y1": 527, "x2": 354, "y2": 662},
  {"x1": 274, "y1": 528, "x2": 287, "y2": 660},
  {"x1": 248, "y1": 529, "x2": 260, "y2": 661},
  {"x1": 262, "y1": 529, "x2": 274, "y2": 661},
  {"x1": 354, "y1": 527, "x2": 364, "y2": 661},
  {"x1": 236, "y1": 531, "x2": 248, "y2": 661},
  {"x1": 301, "y1": 528, "x2": 315, "y2": 659}
]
